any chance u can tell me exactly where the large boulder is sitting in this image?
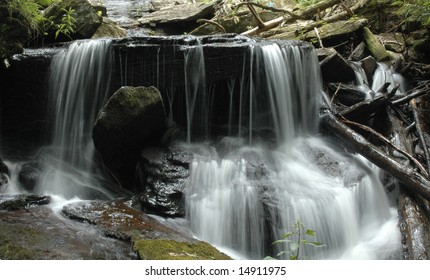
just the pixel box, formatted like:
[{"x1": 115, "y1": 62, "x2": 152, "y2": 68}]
[
  {"x1": 43, "y1": 0, "x2": 102, "y2": 41},
  {"x1": 93, "y1": 86, "x2": 167, "y2": 190},
  {"x1": 18, "y1": 161, "x2": 43, "y2": 192}
]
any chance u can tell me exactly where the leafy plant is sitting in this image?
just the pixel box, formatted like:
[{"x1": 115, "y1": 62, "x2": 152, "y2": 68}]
[
  {"x1": 54, "y1": 7, "x2": 77, "y2": 39},
  {"x1": 266, "y1": 220, "x2": 325, "y2": 260},
  {"x1": 391, "y1": 0, "x2": 430, "y2": 27}
]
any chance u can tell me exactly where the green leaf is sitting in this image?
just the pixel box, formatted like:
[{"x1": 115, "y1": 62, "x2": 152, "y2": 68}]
[
  {"x1": 307, "y1": 241, "x2": 325, "y2": 247},
  {"x1": 272, "y1": 239, "x2": 291, "y2": 244},
  {"x1": 283, "y1": 232, "x2": 294, "y2": 238},
  {"x1": 289, "y1": 255, "x2": 298, "y2": 260},
  {"x1": 306, "y1": 229, "x2": 315, "y2": 236}
]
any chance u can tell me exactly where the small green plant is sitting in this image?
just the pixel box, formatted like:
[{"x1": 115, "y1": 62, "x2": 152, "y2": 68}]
[
  {"x1": 54, "y1": 7, "x2": 77, "y2": 39},
  {"x1": 266, "y1": 220, "x2": 325, "y2": 260}
]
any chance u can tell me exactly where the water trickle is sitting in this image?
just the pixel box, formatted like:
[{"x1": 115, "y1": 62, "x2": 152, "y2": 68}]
[
  {"x1": 36, "y1": 39, "x2": 114, "y2": 199},
  {"x1": 372, "y1": 62, "x2": 407, "y2": 94}
]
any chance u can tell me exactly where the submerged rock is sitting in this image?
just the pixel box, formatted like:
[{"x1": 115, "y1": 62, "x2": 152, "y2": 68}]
[
  {"x1": 93, "y1": 86, "x2": 167, "y2": 189},
  {"x1": 18, "y1": 161, "x2": 43, "y2": 191}
]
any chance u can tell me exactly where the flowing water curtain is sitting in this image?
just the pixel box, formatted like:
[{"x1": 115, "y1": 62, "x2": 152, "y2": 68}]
[
  {"x1": 185, "y1": 41, "x2": 400, "y2": 259},
  {"x1": 38, "y1": 39, "x2": 114, "y2": 199}
]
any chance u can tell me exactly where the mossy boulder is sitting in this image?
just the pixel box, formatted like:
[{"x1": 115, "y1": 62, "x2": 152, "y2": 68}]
[
  {"x1": 93, "y1": 86, "x2": 167, "y2": 189},
  {"x1": 132, "y1": 239, "x2": 231, "y2": 260}
]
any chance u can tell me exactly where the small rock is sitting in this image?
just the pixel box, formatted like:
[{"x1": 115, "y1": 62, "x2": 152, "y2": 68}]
[
  {"x1": 18, "y1": 161, "x2": 43, "y2": 191},
  {"x1": 0, "y1": 194, "x2": 51, "y2": 211}
]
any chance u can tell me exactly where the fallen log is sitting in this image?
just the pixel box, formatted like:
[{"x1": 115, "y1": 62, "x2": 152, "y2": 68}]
[
  {"x1": 399, "y1": 190, "x2": 430, "y2": 260},
  {"x1": 320, "y1": 110, "x2": 430, "y2": 201},
  {"x1": 242, "y1": 0, "x2": 342, "y2": 36}
]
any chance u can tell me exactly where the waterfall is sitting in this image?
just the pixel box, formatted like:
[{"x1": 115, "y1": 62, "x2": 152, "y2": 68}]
[
  {"x1": 36, "y1": 39, "x2": 114, "y2": 199},
  {"x1": 184, "y1": 41, "x2": 401, "y2": 259}
]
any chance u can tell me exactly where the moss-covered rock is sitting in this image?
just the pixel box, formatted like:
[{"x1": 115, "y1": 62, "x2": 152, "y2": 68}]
[
  {"x1": 93, "y1": 86, "x2": 167, "y2": 189},
  {"x1": 132, "y1": 239, "x2": 231, "y2": 260},
  {"x1": 43, "y1": 0, "x2": 102, "y2": 41}
]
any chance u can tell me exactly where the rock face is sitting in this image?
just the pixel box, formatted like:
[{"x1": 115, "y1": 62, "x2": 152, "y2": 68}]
[
  {"x1": 135, "y1": 145, "x2": 192, "y2": 217},
  {"x1": 93, "y1": 86, "x2": 167, "y2": 189},
  {"x1": 138, "y1": 0, "x2": 220, "y2": 25},
  {"x1": 43, "y1": 0, "x2": 103, "y2": 41}
]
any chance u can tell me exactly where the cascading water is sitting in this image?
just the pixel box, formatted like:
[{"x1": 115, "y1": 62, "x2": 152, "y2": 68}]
[
  {"x1": 36, "y1": 39, "x2": 114, "y2": 199},
  {"x1": 184, "y1": 41, "x2": 401, "y2": 259}
]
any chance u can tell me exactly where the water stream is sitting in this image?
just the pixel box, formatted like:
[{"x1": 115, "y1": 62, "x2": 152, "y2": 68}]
[{"x1": 2, "y1": 37, "x2": 402, "y2": 259}]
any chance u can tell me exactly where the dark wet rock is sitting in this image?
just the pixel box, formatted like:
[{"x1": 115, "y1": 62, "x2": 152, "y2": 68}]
[
  {"x1": 318, "y1": 48, "x2": 356, "y2": 83},
  {"x1": 18, "y1": 161, "x2": 43, "y2": 191},
  {"x1": 328, "y1": 83, "x2": 368, "y2": 106},
  {"x1": 349, "y1": 42, "x2": 367, "y2": 61},
  {"x1": 138, "y1": 0, "x2": 220, "y2": 26},
  {"x1": 92, "y1": 17, "x2": 127, "y2": 38},
  {"x1": 0, "y1": 206, "x2": 136, "y2": 259},
  {"x1": 43, "y1": 0, "x2": 103, "y2": 41},
  {"x1": 0, "y1": 194, "x2": 51, "y2": 211},
  {"x1": 93, "y1": 86, "x2": 167, "y2": 190},
  {"x1": 0, "y1": 158, "x2": 8, "y2": 186},
  {"x1": 360, "y1": 55, "x2": 377, "y2": 83},
  {"x1": 135, "y1": 145, "x2": 192, "y2": 217}
]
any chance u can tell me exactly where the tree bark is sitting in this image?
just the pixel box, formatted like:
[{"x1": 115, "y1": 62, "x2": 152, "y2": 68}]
[{"x1": 399, "y1": 191, "x2": 430, "y2": 260}]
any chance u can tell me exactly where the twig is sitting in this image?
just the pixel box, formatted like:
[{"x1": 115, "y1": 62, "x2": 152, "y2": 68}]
[
  {"x1": 196, "y1": 19, "x2": 226, "y2": 33},
  {"x1": 330, "y1": 83, "x2": 341, "y2": 104},
  {"x1": 233, "y1": 1, "x2": 299, "y2": 19},
  {"x1": 392, "y1": 82, "x2": 430, "y2": 106},
  {"x1": 314, "y1": 27, "x2": 324, "y2": 48}
]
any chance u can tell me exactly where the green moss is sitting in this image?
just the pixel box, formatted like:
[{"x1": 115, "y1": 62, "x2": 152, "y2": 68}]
[
  {"x1": 132, "y1": 239, "x2": 232, "y2": 260},
  {"x1": 0, "y1": 222, "x2": 45, "y2": 259}
]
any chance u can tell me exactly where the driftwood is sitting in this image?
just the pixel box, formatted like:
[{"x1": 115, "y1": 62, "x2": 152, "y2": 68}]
[
  {"x1": 320, "y1": 110, "x2": 430, "y2": 201},
  {"x1": 242, "y1": 0, "x2": 343, "y2": 36}
]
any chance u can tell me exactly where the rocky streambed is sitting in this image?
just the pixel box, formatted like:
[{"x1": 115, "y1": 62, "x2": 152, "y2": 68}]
[{"x1": 0, "y1": 193, "x2": 230, "y2": 260}]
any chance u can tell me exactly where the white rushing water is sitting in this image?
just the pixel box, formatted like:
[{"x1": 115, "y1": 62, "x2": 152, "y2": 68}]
[
  {"x1": 36, "y1": 39, "x2": 114, "y2": 199},
  {"x1": 184, "y1": 42, "x2": 401, "y2": 259}
]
